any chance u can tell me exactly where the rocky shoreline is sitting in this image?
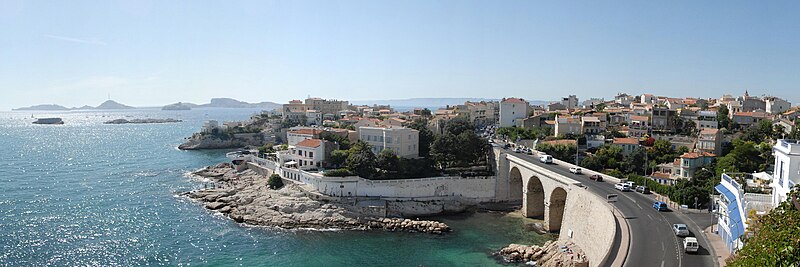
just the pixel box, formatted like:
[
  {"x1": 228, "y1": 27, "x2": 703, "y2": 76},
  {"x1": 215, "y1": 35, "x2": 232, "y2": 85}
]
[
  {"x1": 495, "y1": 240, "x2": 588, "y2": 267},
  {"x1": 181, "y1": 164, "x2": 451, "y2": 234},
  {"x1": 178, "y1": 134, "x2": 261, "y2": 150}
]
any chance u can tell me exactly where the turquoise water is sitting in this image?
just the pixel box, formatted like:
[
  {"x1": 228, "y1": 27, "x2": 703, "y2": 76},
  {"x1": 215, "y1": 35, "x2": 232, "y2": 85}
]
[{"x1": 0, "y1": 109, "x2": 548, "y2": 266}]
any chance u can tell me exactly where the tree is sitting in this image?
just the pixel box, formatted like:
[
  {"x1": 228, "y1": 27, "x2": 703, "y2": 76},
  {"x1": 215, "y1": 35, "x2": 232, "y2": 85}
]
[
  {"x1": 430, "y1": 133, "x2": 458, "y2": 170},
  {"x1": 376, "y1": 149, "x2": 400, "y2": 178},
  {"x1": 728, "y1": 187, "x2": 800, "y2": 266},
  {"x1": 650, "y1": 139, "x2": 677, "y2": 164},
  {"x1": 328, "y1": 150, "x2": 349, "y2": 167},
  {"x1": 623, "y1": 147, "x2": 647, "y2": 175},
  {"x1": 715, "y1": 139, "x2": 765, "y2": 175},
  {"x1": 444, "y1": 116, "x2": 474, "y2": 136},
  {"x1": 346, "y1": 141, "x2": 377, "y2": 178},
  {"x1": 320, "y1": 131, "x2": 351, "y2": 150},
  {"x1": 268, "y1": 174, "x2": 284, "y2": 189},
  {"x1": 408, "y1": 118, "x2": 435, "y2": 157},
  {"x1": 717, "y1": 105, "x2": 732, "y2": 130}
]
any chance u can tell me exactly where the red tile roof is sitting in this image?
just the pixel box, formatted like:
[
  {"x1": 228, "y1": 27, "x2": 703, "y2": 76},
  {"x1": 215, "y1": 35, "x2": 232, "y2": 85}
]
[
  {"x1": 502, "y1": 98, "x2": 527, "y2": 104},
  {"x1": 630, "y1": 115, "x2": 649, "y2": 122},
  {"x1": 296, "y1": 139, "x2": 323, "y2": 148},
  {"x1": 613, "y1": 138, "x2": 639, "y2": 145},
  {"x1": 679, "y1": 152, "x2": 716, "y2": 159},
  {"x1": 288, "y1": 129, "x2": 323, "y2": 135}
]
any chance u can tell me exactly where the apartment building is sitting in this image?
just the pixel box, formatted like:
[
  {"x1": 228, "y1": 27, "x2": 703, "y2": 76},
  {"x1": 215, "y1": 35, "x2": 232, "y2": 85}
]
[
  {"x1": 359, "y1": 126, "x2": 420, "y2": 158},
  {"x1": 499, "y1": 98, "x2": 529, "y2": 127}
]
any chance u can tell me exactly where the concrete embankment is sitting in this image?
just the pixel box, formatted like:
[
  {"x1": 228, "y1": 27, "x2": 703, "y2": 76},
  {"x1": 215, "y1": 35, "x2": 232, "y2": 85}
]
[{"x1": 181, "y1": 163, "x2": 451, "y2": 234}]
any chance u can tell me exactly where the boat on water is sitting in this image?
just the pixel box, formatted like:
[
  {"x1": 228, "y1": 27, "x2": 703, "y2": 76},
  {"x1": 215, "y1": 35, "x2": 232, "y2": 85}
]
[{"x1": 32, "y1": 118, "x2": 64, "y2": 125}]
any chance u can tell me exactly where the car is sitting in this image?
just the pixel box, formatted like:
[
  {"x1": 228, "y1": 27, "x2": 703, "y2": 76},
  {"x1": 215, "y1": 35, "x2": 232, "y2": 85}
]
[
  {"x1": 623, "y1": 181, "x2": 635, "y2": 188},
  {"x1": 569, "y1": 167, "x2": 582, "y2": 174},
  {"x1": 683, "y1": 237, "x2": 699, "y2": 253},
  {"x1": 589, "y1": 174, "x2": 603, "y2": 182},
  {"x1": 526, "y1": 148, "x2": 534, "y2": 155},
  {"x1": 614, "y1": 183, "x2": 631, "y2": 191},
  {"x1": 635, "y1": 185, "x2": 650, "y2": 194},
  {"x1": 539, "y1": 155, "x2": 553, "y2": 164},
  {"x1": 673, "y1": 223, "x2": 690, "y2": 237},
  {"x1": 514, "y1": 147, "x2": 522, "y2": 153},
  {"x1": 653, "y1": 201, "x2": 669, "y2": 211},
  {"x1": 503, "y1": 144, "x2": 511, "y2": 149}
]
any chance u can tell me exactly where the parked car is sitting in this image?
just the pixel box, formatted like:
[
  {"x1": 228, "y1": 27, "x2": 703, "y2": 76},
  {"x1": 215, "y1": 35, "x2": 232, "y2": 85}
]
[
  {"x1": 526, "y1": 148, "x2": 534, "y2": 155},
  {"x1": 569, "y1": 167, "x2": 582, "y2": 174},
  {"x1": 539, "y1": 155, "x2": 553, "y2": 164},
  {"x1": 653, "y1": 201, "x2": 669, "y2": 211},
  {"x1": 683, "y1": 237, "x2": 699, "y2": 253},
  {"x1": 673, "y1": 223, "x2": 690, "y2": 237},
  {"x1": 514, "y1": 147, "x2": 522, "y2": 153},
  {"x1": 635, "y1": 186, "x2": 650, "y2": 194},
  {"x1": 503, "y1": 144, "x2": 511, "y2": 149},
  {"x1": 589, "y1": 174, "x2": 603, "y2": 182},
  {"x1": 623, "y1": 181, "x2": 635, "y2": 188},
  {"x1": 614, "y1": 183, "x2": 631, "y2": 191}
]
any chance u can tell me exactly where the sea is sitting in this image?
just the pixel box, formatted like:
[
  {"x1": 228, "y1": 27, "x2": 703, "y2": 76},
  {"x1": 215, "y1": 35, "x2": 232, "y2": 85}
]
[{"x1": 0, "y1": 108, "x2": 549, "y2": 266}]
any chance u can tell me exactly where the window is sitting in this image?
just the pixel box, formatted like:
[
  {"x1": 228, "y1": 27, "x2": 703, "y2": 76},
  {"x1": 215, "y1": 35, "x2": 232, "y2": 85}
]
[
  {"x1": 386, "y1": 137, "x2": 392, "y2": 143},
  {"x1": 309, "y1": 152, "x2": 313, "y2": 158}
]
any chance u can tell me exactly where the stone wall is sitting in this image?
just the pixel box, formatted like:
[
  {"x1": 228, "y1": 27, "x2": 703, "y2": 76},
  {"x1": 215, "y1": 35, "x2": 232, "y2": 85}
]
[{"x1": 558, "y1": 184, "x2": 617, "y2": 267}]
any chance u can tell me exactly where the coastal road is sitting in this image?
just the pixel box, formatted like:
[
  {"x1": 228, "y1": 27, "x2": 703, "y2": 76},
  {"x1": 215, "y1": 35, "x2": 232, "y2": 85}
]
[{"x1": 502, "y1": 148, "x2": 715, "y2": 267}]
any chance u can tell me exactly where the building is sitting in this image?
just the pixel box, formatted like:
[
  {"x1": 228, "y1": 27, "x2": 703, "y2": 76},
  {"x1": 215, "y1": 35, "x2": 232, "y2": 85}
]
[
  {"x1": 640, "y1": 94, "x2": 657, "y2": 104},
  {"x1": 771, "y1": 139, "x2": 800, "y2": 207},
  {"x1": 286, "y1": 128, "x2": 324, "y2": 146},
  {"x1": 581, "y1": 98, "x2": 605, "y2": 109},
  {"x1": 554, "y1": 115, "x2": 581, "y2": 137},
  {"x1": 714, "y1": 173, "x2": 773, "y2": 253},
  {"x1": 358, "y1": 126, "x2": 419, "y2": 158},
  {"x1": 764, "y1": 97, "x2": 791, "y2": 114},
  {"x1": 732, "y1": 111, "x2": 771, "y2": 129},
  {"x1": 580, "y1": 116, "x2": 603, "y2": 135},
  {"x1": 465, "y1": 101, "x2": 499, "y2": 127},
  {"x1": 305, "y1": 97, "x2": 349, "y2": 117},
  {"x1": 651, "y1": 107, "x2": 677, "y2": 133},
  {"x1": 628, "y1": 115, "x2": 650, "y2": 139},
  {"x1": 560, "y1": 95, "x2": 579, "y2": 109},
  {"x1": 677, "y1": 152, "x2": 715, "y2": 179},
  {"x1": 697, "y1": 128, "x2": 723, "y2": 156},
  {"x1": 612, "y1": 137, "x2": 639, "y2": 155},
  {"x1": 695, "y1": 110, "x2": 718, "y2": 129},
  {"x1": 499, "y1": 98, "x2": 529, "y2": 127},
  {"x1": 280, "y1": 138, "x2": 339, "y2": 170},
  {"x1": 282, "y1": 100, "x2": 310, "y2": 122},
  {"x1": 202, "y1": 120, "x2": 222, "y2": 134}
]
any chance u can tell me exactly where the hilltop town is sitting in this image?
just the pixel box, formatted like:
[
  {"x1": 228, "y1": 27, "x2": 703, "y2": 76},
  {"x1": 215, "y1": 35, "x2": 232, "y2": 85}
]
[{"x1": 183, "y1": 92, "x2": 800, "y2": 265}]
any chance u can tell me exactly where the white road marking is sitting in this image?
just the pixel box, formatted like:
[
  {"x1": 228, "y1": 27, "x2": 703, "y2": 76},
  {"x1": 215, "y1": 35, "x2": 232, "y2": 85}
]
[{"x1": 661, "y1": 260, "x2": 665, "y2": 267}]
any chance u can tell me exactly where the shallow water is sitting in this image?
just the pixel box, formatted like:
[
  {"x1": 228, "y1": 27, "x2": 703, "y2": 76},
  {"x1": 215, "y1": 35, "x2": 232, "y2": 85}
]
[{"x1": 0, "y1": 109, "x2": 548, "y2": 266}]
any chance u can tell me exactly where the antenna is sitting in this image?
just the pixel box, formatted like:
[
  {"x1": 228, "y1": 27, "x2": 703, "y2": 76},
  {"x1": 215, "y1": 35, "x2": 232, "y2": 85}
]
[{"x1": 108, "y1": 93, "x2": 111, "y2": 100}]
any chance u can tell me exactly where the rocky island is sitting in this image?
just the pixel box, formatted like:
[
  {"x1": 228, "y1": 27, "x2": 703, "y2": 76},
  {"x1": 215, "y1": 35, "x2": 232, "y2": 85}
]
[
  {"x1": 162, "y1": 102, "x2": 194, "y2": 110},
  {"x1": 104, "y1": 118, "x2": 183, "y2": 124},
  {"x1": 182, "y1": 163, "x2": 451, "y2": 234}
]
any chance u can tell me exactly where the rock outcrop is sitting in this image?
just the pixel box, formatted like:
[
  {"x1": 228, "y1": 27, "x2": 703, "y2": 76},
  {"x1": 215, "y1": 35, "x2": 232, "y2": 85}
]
[
  {"x1": 178, "y1": 133, "x2": 262, "y2": 150},
  {"x1": 182, "y1": 164, "x2": 451, "y2": 234},
  {"x1": 496, "y1": 240, "x2": 589, "y2": 267}
]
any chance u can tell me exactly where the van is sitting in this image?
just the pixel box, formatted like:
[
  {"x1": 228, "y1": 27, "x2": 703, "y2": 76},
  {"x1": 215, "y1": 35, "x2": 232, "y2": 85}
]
[
  {"x1": 683, "y1": 237, "x2": 699, "y2": 253},
  {"x1": 539, "y1": 155, "x2": 553, "y2": 164}
]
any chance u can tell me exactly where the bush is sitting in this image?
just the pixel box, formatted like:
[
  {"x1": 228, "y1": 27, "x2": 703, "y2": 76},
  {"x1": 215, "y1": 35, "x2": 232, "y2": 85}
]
[
  {"x1": 268, "y1": 174, "x2": 284, "y2": 189},
  {"x1": 323, "y1": 168, "x2": 353, "y2": 177}
]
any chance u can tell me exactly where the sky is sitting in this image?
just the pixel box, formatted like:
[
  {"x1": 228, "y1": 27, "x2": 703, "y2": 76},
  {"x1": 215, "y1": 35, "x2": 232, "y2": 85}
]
[{"x1": 1, "y1": 0, "x2": 799, "y2": 110}]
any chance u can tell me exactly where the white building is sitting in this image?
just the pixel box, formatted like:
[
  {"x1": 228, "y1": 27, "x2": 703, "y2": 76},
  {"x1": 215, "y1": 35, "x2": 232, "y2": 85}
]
[
  {"x1": 359, "y1": 126, "x2": 419, "y2": 158},
  {"x1": 715, "y1": 173, "x2": 773, "y2": 253},
  {"x1": 202, "y1": 120, "x2": 222, "y2": 133},
  {"x1": 499, "y1": 98, "x2": 529, "y2": 127},
  {"x1": 771, "y1": 139, "x2": 800, "y2": 207},
  {"x1": 280, "y1": 138, "x2": 337, "y2": 170}
]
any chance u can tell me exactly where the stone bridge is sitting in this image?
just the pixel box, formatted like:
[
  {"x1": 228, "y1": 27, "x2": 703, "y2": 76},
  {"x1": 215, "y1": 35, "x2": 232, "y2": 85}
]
[{"x1": 494, "y1": 151, "x2": 584, "y2": 232}]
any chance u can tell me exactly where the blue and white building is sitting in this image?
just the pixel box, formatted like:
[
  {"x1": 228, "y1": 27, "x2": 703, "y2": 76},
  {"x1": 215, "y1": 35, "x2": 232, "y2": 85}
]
[
  {"x1": 771, "y1": 139, "x2": 800, "y2": 207},
  {"x1": 714, "y1": 173, "x2": 748, "y2": 252}
]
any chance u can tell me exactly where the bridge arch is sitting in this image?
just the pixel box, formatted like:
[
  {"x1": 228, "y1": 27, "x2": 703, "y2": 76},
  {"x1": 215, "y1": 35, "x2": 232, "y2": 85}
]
[
  {"x1": 509, "y1": 167, "x2": 523, "y2": 201},
  {"x1": 524, "y1": 176, "x2": 545, "y2": 218},
  {"x1": 547, "y1": 187, "x2": 568, "y2": 232}
]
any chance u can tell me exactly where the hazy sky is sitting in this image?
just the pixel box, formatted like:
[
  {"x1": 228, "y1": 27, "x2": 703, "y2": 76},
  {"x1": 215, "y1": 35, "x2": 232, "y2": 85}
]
[{"x1": 1, "y1": 0, "x2": 799, "y2": 110}]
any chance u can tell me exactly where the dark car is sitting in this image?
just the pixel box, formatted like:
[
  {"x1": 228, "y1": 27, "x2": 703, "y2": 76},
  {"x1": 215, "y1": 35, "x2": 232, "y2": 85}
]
[
  {"x1": 653, "y1": 201, "x2": 669, "y2": 211},
  {"x1": 635, "y1": 186, "x2": 650, "y2": 194},
  {"x1": 589, "y1": 174, "x2": 603, "y2": 182}
]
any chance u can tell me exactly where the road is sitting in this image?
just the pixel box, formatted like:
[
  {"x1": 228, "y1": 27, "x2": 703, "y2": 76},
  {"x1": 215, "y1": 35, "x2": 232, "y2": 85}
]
[{"x1": 502, "y1": 148, "x2": 716, "y2": 267}]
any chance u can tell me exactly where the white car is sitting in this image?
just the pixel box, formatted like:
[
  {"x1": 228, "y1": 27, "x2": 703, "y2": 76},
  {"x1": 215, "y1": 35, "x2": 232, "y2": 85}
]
[
  {"x1": 614, "y1": 183, "x2": 631, "y2": 191},
  {"x1": 623, "y1": 181, "x2": 635, "y2": 188},
  {"x1": 569, "y1": 167, "x2": 582, "y2": 174},
  {"x1": 683, "y1": 237, "x2": 699, "y2": 253},
  {"x1": 539, "y1": 155, "x2": 553, "y2": 164},
  {"x1": 673, "y1": 224, "x2": 690, "y2": 237}
]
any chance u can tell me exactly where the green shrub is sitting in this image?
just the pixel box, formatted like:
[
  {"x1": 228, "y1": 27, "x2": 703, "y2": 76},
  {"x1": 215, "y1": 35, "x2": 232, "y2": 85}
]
[
  {"x1": 268, "y1": 174, "x2": 284, "y2": 189},
  {"x1": 323, "y1": 168, "x2": 353, "y2": 177}
]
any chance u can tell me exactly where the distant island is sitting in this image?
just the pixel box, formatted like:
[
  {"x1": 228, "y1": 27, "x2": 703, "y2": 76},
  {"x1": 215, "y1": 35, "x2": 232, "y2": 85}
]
[
  {"x1": 13, "y1": 104, "x2": 70, "y2": 111},
  {"x1": 14, "y1": 98, "x2": 281, "y2": 111},
  {"x1": 104, "y1": 118, "x2": 182, "y2": 124},
  {"x1": 14, "y1": 100, "x2": 134, "y2": 111},
  {"x1": 162, "y1": 102, "x2": 194, "y2": 110}
]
